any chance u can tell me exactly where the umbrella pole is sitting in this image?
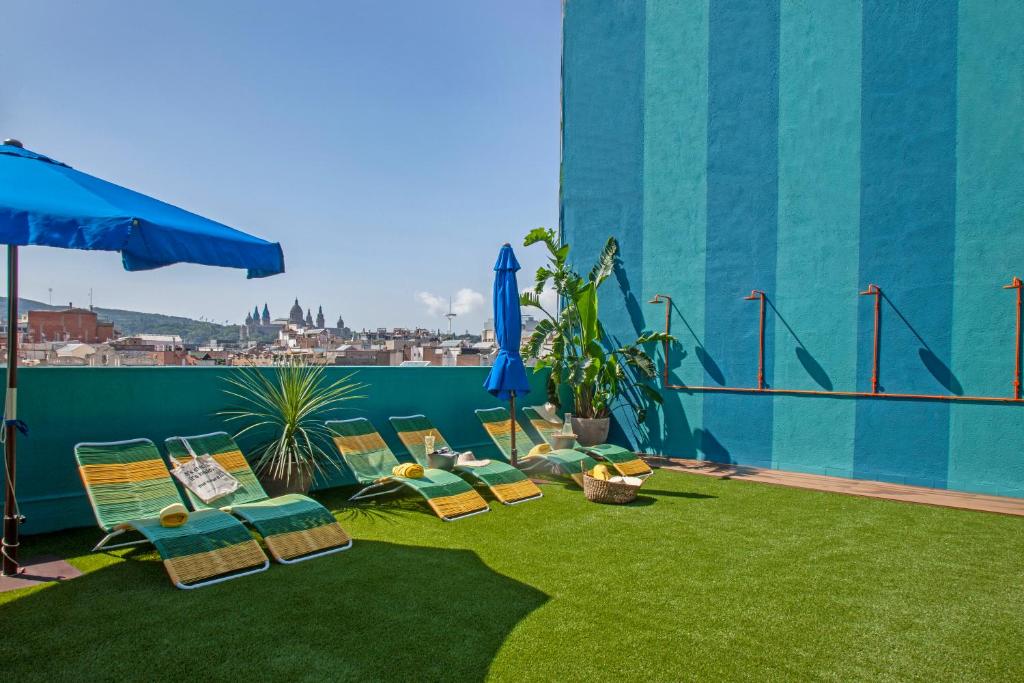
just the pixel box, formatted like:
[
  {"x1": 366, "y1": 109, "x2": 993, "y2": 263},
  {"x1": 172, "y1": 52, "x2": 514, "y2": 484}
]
[
  {"x1": 2, "y1": 245, "x2": 18, "y2": 576},
  {"x1": 509, "y1": 390, "x2": 517, "y2": 468}
]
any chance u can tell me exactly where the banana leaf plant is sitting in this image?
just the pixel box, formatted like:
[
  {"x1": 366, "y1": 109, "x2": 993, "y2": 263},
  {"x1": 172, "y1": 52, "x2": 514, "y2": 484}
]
[{"x1": 519, "y1": 227, "x2": 674, "y2": 422}]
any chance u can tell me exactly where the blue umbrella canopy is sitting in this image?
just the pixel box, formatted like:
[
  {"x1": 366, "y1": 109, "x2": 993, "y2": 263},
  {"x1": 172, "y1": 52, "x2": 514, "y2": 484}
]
[
  {"x1": 0, "y1": 143, "x2": 284, "y2": 277},
  {"x1": 0, "y1": 140, "x2": 284, "y2": 577},
  {"x1": 484, "y1": 243, "x2": 530, "y2": 400}
]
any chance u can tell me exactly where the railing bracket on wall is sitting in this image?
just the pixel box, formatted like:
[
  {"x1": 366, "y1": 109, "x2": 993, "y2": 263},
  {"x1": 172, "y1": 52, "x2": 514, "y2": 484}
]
[
  {"x1": 1004, "y1": 277, "x2": 1022, "y2": 400},
  {"x1": 744, "y1": 290, "x2": 767, "y2": 389},
  {"x1": 858, "y1": 284, "x2": 882, "y2": 394}
]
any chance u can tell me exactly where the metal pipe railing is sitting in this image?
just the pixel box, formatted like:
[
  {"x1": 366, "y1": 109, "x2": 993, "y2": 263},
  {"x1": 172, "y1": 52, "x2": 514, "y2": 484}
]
[{"x1": 649, "y1": 279, "x2": 1024, "y2": 404}]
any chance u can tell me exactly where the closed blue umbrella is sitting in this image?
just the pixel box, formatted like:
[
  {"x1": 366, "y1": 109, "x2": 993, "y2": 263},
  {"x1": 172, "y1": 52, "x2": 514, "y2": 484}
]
[
  {"x1": 0, "y1": 140, "x2": 285, "y2": 576},
  {"x1": 484, "y1": 243, "x2": 530, "y2": 466}
]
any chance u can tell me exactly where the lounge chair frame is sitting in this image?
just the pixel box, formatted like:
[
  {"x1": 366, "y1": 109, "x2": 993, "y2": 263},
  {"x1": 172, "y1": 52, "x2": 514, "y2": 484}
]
[
  {"x1": 388, "y1": 414, "x2": 543, "y2": 506},
  {"x1": 76, "y1": 438, "x2": 270, "y2": 589},
  {"x1": 348, "y1": 481, "x2": 490, "y2": 521},
  {"x1": 521, "y1": 407, "x2": 654, "y2": 479},
  {"x1": 474, "y1": 408, "x2": 598, "y2": 485},
  {"x1": 165, "y1": 432, "x2": 353, "y2": 564},
  {"x1": 328, "y1": 418, "x2": 490, "y2": 522}
]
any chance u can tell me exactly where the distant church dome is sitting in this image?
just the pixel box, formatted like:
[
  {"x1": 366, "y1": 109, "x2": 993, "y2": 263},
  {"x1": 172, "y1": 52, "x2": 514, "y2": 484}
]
[
  {"x1": 289, "y1": 298, "x2": 304, "y2": 325},
  {"x1": 261, "y1": 303, "x2": 270, "y2": 325}
]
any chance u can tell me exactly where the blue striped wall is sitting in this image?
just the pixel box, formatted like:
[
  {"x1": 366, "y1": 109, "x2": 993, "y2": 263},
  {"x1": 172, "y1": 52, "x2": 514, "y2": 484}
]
[
  {"x1": 703, "y1": 0, "x2": 779, "y2": 467},
  {"x1": 561, "y1": 0, "x2": 1024, "y2": 497}
]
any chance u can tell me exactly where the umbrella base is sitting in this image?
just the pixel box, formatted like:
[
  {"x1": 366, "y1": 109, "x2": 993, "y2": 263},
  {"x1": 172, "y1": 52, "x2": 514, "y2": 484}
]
[{"x1": 0, "y1": 555, "x2": 82, "y2": 593}]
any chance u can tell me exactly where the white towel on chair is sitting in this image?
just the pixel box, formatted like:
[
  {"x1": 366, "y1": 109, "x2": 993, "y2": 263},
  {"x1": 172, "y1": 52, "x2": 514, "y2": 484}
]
[{"x1": 456, "y1": 450, "x2": 491, "y2": 467}]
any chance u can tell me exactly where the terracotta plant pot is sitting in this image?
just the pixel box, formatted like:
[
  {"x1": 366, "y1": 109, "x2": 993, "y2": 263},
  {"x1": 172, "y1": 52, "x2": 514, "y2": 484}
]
[
  {"x1": 258, "y1": 460, "x2": 314, "y2": 497},
  {"x1": 571, "y1": 417, "x2": 610, "y2": 447}
]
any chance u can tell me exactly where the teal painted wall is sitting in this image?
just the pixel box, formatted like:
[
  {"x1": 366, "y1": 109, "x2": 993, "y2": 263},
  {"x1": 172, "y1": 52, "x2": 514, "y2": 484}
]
[
  {"x1": 562, "y1": 0, "x2": 1024, "y2": 497},
  {"x1": 1, "y1": 366, "x2": 549, "y2": 534}
]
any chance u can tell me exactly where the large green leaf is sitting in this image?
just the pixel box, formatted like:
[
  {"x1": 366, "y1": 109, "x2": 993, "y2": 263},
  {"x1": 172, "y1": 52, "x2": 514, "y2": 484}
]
[
  {"x1": 636, "y1": 331, "x2": 675, "y2": 345},
  {"x1": 520, "y1": 291, "x2": 541, "y2": 310},
  {"x1": 524, "y1": 226, "x2": 555, "y2": 249},
  {"x1": 576, "y1": 282, "x2": 599, "y2": 349},
  {"x1": 618, "y1": 345, "x2": 657, "y2": 379},
  {"x1": 533, "y1": 266, "x2": 553, "y2": 295},
  {"x1": 589, "y1": 236, "x2": 618, "y2": 286},
  {"x1": 521, "y1": 318, "x2": 554, "y2": 359}
]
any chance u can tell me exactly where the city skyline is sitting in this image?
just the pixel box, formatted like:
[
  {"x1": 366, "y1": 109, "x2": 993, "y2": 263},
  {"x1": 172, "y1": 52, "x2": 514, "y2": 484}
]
[{"x1": 1, "y1": 1, "x2": 560, "y2": 331}]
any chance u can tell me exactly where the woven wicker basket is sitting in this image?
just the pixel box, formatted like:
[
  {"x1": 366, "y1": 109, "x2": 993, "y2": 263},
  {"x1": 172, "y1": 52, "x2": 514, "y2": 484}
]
[{"x1": 583, "y1": 473, "x2": 642, "y2": 505}]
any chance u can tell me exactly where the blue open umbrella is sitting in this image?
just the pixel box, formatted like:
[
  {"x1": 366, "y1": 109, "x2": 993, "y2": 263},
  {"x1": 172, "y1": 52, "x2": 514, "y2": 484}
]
[
  {"x1": 0, "y1": 140, "x2": 285, "y2": 576},
  {"x1": 484, "y1": 243, "x2": 530, "y2": 466}
]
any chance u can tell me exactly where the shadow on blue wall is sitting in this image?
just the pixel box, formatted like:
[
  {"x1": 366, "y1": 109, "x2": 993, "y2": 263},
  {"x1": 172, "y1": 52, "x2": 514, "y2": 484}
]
[
  {"x1": 767, "y1": 298, "x2": 834, "y2": 390},
  {"x1": 613, "y1": 259, "x2": 646, "y2": 336},
  {"x1": 670, "y1": 301, "x2": 726, "y2": 385},
  {"x1": 882, "y1": 291, "x2": 964, "y2": 395}
]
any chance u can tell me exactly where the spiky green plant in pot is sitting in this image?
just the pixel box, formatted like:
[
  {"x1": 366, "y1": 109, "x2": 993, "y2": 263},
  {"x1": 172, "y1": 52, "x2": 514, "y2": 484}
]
[{"x1": 219, "y1": 360, "x2": 366, "y2": 495}]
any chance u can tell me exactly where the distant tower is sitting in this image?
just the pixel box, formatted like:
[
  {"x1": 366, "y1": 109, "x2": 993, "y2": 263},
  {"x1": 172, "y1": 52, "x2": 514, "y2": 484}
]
[
  {"x1": 305, "y1": 308, "x2": 313, "y2": 327},
  {"x1": 316, "y1": 305, "x2": 325, "y2": 329},
  {"x1": 261, "y1": 303, "x2": 270, "y2": 326},
  {"x1": 445, "y1": 297, "x2": 457, "y2": 338},
  {"x1": 289, "y1": 298, "x2": 304, "y2": 326},
  {"x1": 335, "y1": 314, "x2": 352, "y2": 341}
]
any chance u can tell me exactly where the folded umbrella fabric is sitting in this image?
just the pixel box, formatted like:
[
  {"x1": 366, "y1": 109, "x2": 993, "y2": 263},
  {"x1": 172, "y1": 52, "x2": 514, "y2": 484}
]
[
  {"x1": 392, "y1": 462, "x2": 424, "y2": 479},
  {"x1": 159, "y1": 502, "x2": 189, "y2": 528}
]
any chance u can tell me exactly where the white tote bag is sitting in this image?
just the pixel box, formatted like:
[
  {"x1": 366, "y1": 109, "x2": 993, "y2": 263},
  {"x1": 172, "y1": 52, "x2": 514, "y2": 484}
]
[{"x1": 170, "y1": 440, "x2": 241, "y2": 504}]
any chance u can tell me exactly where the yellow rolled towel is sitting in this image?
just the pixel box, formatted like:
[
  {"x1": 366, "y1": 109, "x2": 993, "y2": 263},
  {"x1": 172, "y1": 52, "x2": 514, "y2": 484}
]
[
  {"x1": 591, "y1": 464, "x2": 612, "y2": 481},
  {"x1": 526, "y1": 444, "x2": 551, "y2": 458},
  {"x1": 392, "y1": 462, "x2": 424, "y2": 479},
  {"x1": 159, "y1": 503, "x2": 189, "y2": 528}
]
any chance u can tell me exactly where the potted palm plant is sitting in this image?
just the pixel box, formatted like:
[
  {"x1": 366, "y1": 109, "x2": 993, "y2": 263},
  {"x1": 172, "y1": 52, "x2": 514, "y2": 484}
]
[
  {"x1": 219, "y1": 360, "x2": 365, "y2": 496},
  {"x1": 520, "y1": 228, "x2": 673, "y2": 445}
]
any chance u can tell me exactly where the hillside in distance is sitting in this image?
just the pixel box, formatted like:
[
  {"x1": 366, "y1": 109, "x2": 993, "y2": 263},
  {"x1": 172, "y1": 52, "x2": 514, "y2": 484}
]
[{"x1": 0, "y1": 297, "x2": 244, "y2": 345}]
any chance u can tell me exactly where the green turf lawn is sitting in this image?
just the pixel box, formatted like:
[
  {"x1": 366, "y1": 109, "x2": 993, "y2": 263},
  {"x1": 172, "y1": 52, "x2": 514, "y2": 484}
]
[{"x1": 2, "y1": 469, "x2": 1022, "y2": 682}]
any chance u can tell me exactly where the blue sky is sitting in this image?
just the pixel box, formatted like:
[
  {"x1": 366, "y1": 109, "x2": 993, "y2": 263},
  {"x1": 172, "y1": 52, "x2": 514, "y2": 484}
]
[{"x1": 1, "y1": 1, "x2": 561, "y2": 333}]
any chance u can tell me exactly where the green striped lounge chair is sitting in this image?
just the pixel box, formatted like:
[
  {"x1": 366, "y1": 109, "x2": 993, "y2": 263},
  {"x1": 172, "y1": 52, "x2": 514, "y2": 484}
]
[
  {"x1": 521, "y1": 406, "x2": 654, "y2": 479},
  {"x1": 327, "y1": 418, "x2": 490, "y2": 521},
  {"x1": 74, "y1": 438, "x2": 270, "y2": 589},
  {"x1": 164, "y1": 432, "x2": 353, "y2": 564},
  {"x1": 388, "y1": 414, "x2": 543, "y2": 505},
  {"x1": 475, "y1": 407, "x2": 597, "y2": 485}
]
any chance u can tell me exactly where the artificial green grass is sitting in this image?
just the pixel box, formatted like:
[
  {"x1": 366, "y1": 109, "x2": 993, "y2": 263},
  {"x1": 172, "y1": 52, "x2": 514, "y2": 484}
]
[{"x1": 2, "y1": 470, "x2": 1022, "y2": 681}]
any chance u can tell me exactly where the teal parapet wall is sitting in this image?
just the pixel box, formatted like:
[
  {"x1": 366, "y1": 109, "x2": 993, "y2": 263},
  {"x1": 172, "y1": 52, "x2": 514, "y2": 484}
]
[
  {"x1": 561, "y1": 0, "x2": 1024, "y2": 497},
  {"x1": 1, "y1": 366, "x2": 549, "y2": 534}
]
